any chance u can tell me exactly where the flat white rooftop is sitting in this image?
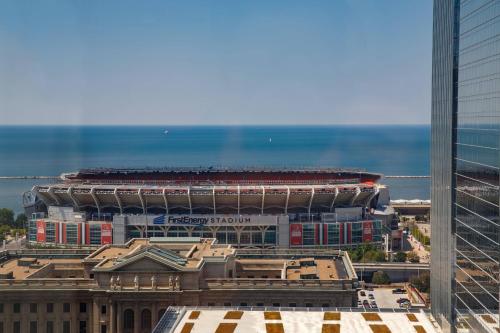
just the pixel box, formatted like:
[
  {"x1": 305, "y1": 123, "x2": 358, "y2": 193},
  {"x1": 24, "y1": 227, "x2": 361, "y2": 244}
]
[{"x1": 156, "y1": 307, "x2": 441, "y2": 333}]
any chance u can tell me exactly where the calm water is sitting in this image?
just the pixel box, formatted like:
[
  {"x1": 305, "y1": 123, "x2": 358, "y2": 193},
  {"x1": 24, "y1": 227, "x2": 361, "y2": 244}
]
[{"x1": 0, "y1": 126, "x2": 430, "y2": 213}]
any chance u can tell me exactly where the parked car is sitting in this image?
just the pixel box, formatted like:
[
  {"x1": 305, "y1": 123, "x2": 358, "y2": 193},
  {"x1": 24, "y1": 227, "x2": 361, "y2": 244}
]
[
  {"x1": 357, "y1": 300, "x2": 362, "y2": 306},
  {"x1": 360, "y1": 291, "x2": 366, "y2": 297},
  {"x1": 363, "y1": 300, "x2": 369, "y2": 306},
  {"x1": 368, "y1": 294, "x2": 374, "y2": 299},
  {"x1": 399, "y1": 301, "x2": 410, "y2": 308},
  {"x1": 392, "y1": 288, "x2": 406, "y2": 294},
  {"x1": 396, "y1": 298, "x2": 410, "y2": 304}
]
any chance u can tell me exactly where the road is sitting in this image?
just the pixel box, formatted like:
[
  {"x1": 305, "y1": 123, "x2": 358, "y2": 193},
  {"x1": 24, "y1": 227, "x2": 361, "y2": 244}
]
[
  {"x1": 3, "y1": 236, "x2": 26, "y2": 250},
  {"x1": 407, "y1": 234, "x2": 430, "y2": 263}
]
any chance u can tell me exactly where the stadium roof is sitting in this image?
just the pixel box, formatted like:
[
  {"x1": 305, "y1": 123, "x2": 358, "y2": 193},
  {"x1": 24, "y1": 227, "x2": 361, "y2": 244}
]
[{"x1": 62, "y1": 167, "x2": 382, "y2": 186}]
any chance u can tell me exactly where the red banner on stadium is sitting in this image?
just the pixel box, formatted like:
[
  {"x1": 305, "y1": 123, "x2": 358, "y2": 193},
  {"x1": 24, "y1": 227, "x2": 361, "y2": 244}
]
[
  {"x1": 314, "y1": 224, "x2": 320, "y2": 245},
  {"x1": 77, "y1": 224, "x2": 81, "y2": 245},
  {"x1": 36, "y1": 221, "x2": 46, "y2": 242},
  {"x1": 290, "y1": 224, "x2": 303, "y2": 246},
  {"x1": 363, "y1": 221, "x2": 373, "y2": 242},
  {"x1": 339, "y1": 223, "x2": 344, "y2": 244},
  {"x1": 85, "y1": 224, "x2": 90, "y2": 245},
  {"x1": 323, "y1": 224, "x2": 328, "y2": 245},
  {"x1": 347, "y1": 223, "x2": 352, "y2": 244},
  {"x1": 55, "y1": 223, "x2": 59, "y2": 243},
  {"x1": 101, "y1": 223, "x2": 112, "y2": 245}
]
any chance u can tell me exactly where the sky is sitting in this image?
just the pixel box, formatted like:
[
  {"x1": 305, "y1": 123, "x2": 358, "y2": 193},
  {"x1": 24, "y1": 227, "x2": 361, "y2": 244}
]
[{"x1": 0, "y1": 0, "x2": 433, "y2": 125}]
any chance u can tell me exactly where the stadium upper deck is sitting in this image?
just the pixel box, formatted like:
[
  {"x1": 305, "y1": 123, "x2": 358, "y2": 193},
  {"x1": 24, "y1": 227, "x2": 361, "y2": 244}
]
[
  {"x1": 63, "y1": 167, "x2": 381, "y2": 185},
  {"x1": 33, "y1": 168, "x2": 383, "y2": 216}
]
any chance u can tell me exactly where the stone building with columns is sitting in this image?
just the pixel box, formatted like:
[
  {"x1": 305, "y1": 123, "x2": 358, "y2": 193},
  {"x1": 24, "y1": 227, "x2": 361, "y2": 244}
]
[{"x1": 0, "y1": 237, "x2": 358, "y2": 333}]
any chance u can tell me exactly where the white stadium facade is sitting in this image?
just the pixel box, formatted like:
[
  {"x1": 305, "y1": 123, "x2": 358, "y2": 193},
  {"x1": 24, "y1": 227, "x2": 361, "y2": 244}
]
[{"x1": 25, "y1": 168, "x2": 395, "y2": 248}]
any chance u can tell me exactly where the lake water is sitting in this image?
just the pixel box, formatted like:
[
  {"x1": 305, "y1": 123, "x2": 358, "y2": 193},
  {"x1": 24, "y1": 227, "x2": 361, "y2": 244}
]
[{"x1": 0, "y1": 125, "x2": 430, "y2": 213}]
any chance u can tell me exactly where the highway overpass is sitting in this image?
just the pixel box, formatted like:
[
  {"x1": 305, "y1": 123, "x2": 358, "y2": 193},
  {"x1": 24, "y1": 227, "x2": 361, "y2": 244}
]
[{"x1": 390, "y1": 200, "x2": 431, "y2": 216}]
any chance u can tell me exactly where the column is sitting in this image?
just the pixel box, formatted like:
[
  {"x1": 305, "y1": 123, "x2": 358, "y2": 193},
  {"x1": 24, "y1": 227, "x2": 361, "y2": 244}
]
[
  {"x1": 116, "y1": 302, "x2": 123, "y2": 333},
  {"x1": 92, "y1": 300, "x2": 100, "y2": 333},
  {"x1": 71, "y1": 302, "x2": 78, "y2": 333},
  {"x1": 37, "y1": 301, "x2": 42, "y2": 333},
  {"x1": 152, "y1": 302, "x2": 158, "y2": 328},
  {"x1": 86, "y1": 302, "x2": 91, "y2": 333},
  {"x1": 54, "y1": 303, "x2": 61, "y2": 333},
  {"x1": 109, "y1": 300, "x2": 115, "y2": 333},
  {"x1": 4, "y1": 301, "x2": 12, "y2": 333},
  {"x1": 20, "y1": 304, "x2": 27, "y2": 333},
  {"x1": 134, "y1": 303, "x2": 140, "y2": 333}
]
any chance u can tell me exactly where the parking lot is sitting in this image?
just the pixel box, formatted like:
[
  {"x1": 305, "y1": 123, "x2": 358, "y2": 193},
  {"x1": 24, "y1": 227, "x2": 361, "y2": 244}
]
[{"x1": 357, "y1": 288, "x2": 410, "y2": 309}]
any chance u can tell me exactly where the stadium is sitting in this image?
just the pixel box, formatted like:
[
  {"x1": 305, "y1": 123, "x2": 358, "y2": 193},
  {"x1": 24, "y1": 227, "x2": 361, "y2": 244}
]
[{"x1": 26, "y1": 168, "x2": 394, "y2": 248}]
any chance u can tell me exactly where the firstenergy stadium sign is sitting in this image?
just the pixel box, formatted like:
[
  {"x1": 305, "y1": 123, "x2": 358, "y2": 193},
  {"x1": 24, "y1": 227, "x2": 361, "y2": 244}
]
[{"x1": 152, "y1": 214, "x2": 278, "y2": 226}]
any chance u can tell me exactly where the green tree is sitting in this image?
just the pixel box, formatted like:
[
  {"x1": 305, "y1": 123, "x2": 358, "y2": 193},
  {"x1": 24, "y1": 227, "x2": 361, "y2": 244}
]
[
  {"x1": 411, "y1": 226, "x2": 430, "y2": 246},
  {"x1": 365, "y1": 250, "x2": 386, "y2": 262},
  {"x1": 348, "y1": 244, "x2": 386, "y2": 263},
  {"x1": 0, "y1": 224, "x2": 10, "y2": 241},
  {"x1": 393, "y1": 252, "x2": 407, "y2": 262},
  {"x1": 11, "y1": 228, "x2": 26, "y2": 237},
  {"x1": 410, "y1": 272, "x2": 430, "y2": 293},
  {"x1": 407, "y1": 251, "x2": 420, "y2": 263},
  {"x1": 14, "y1": 213, "x2": 27, "y2": 229},
  {"x1": 372, "y1": 270, "x2": 391, "y2": 285},
  {"x1": 0, "y1": 208, "x2": 14, "y2": 227}
]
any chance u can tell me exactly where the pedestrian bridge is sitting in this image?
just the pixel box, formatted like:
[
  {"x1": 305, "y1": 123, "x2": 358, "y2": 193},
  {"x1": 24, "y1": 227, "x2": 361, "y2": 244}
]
[{"x1": 352, "y1": 262, "x2": 429, "y2": 283}]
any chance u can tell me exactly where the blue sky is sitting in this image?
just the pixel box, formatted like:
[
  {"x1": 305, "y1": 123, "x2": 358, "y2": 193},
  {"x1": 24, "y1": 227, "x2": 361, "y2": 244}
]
[{"x1": 0, "y1": 0, "x2": 432, "y2": 125}]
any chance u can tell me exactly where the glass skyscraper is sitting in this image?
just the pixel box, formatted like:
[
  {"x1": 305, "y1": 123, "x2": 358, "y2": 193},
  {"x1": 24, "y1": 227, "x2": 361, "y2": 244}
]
[{"x1": 431, "y1": 0, "x2": 499, "y2": 332}]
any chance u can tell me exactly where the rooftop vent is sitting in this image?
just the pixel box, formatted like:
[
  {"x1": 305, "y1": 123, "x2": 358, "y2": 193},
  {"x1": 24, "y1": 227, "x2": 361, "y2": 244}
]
[{"x1": 17, "y1": 258, "x2": 37, "y2": 267}]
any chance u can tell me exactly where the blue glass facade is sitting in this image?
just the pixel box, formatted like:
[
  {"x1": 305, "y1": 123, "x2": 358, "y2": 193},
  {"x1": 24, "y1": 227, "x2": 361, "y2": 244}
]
[{"x1": 432, "y1": 0, "x2": 500, "y2": 332}]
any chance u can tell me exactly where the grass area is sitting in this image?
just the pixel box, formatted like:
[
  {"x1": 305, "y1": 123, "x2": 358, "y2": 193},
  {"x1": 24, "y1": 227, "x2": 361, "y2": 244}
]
[
  {"x1": 224, "y1": 311, "x2": 243, "y2": 320},
  {"x1": 414, "y1": 325, "x2": 427, "y2": 333},
  {"x1": 264, "y1": 311, "x2": 281, "y2": 320},
  {"x1": 406, "y1": 314, "x2": 418, "y2": 322},
  {"x1": 215, "y1": 323, "x2": 238, "y2": 333},
  {"x1": 321, "y1": 324, "x2": 340, "y2": 333},
  {"x1": 481, "y1": 314, "x2": 496, "y2": 324},
  {"x1": 369, "y1": 324, "x2": 391, "y2": 333},
  {"x1": 362, "y1": 313, "x2": 382, "y2": 321},
  {"x1": 188, "y1": 311, "x2": 200, "y2": 319},
  {"x1": 323, "y1": 312, "x2": 341, "y2": 321},
  {"x1": 180, "y1": 322, "x2": 194, "y2": 333},
  {"x1": 265, "y1": 323, "x2": 284, "y2": 333}
]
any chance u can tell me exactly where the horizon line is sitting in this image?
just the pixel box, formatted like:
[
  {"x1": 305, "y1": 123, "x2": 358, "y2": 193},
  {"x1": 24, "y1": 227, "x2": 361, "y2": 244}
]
[{"x1": 0, "y1": 123, "x2": 431, "y2": 127}]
